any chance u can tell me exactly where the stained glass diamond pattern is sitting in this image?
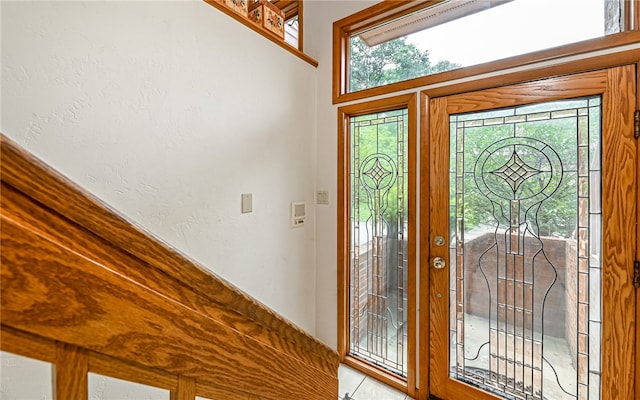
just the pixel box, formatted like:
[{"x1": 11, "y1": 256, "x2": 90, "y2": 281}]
[
  {"x1": 363, "y1": 158, "x2": 392, "y2": 189},
  {"x1": 490, "y1": 151, "x2": 542, "y2": 192},
  {"x1": 449, "y1": 96, "x2": 603, "y2": 400}
]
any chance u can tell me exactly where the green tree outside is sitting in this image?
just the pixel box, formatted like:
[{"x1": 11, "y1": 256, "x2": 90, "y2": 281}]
[
  {"x1": 350, "y1": 36, "x2": 457, "y2": 236},
  {"x1": 350, "y1": 37, "x2": 590, "y2": 240},
  {"x1": 454, "y1": 117, "x2": 579, "y2": 238},
  {"x1": 349, "y1": 36, "x2": 460, "y2": 92}
]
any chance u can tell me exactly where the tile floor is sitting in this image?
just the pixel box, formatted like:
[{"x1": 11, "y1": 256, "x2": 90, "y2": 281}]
[{"x1": 338, "y1": 364, "x2": 414, "y2": 400}]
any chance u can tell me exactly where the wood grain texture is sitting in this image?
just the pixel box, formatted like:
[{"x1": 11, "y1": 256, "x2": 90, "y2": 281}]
[
  {"x1": 89, "y1": 351, "x2": 178, "y2": 391},
  {"x1": 446, "y1": 380, "x2": 500, "y2": 400},
  {"x1": 444, "y1": 69, "x2": 608, "y2": 114},
  {"x1": 196, "y1": 382, "x2": 266, "y2": 400},
  {"x1": 296, "y1": 0, "x2": 303, "y2": 51},
  {"x1": 0, "y1": 326, "x2": 56, "y2": 363},
  {"x1": 600, "y1": 65, "x2": 637, "y2": 400},
  {"x1": 202, "y1": 0, "x2": 317, "y2": 66},
  {"x1": 425, "y1": 66, "x2": 637, "y2": 399},
  {"x1": 417, "y1": 91, "x2": 431, "y2": 400},
  {"x1": 0, "y1": 134, "x2": 337, "y2": 375},
  {"x1": 427, "y1": 96, "x2": 451, "y2": 399},
  {"x1": 171, "y1": 375, "x2": 196, "y2": 400},
  {"x1": 342, "y1": 355, "x2": 408, "y2": 393},
  {"x1": 1, "y1": 326, "x2": 180, "y2": 394},
  {"x1": 625, "y1": 0, "x2": 640, "y2": 30},
  {"x1": 332, "y1": 0, "x2": 439, "y2": 101},
  {"x1": 0, "y1": 134, "x2": 338, "y2": 400},
  {"x1": 337, "y1": 105, "x2": 350, "y2": 360},
  {"x1": 333, "y1": 23, "x2": 348, "y2": 105},
  {"x1": 2, "y1": 325, "x2": 179, "y2": 391},
  {"x1": 0, "y1": 216, "x2": 336, "y2": 399},
  {"x1": 0, "y1": 183, "x2": 334, "y2": 376},
  {"x1": 336, "y1": 94, "x2": 417, "y2": 394},
  {"x1": 54, "y1": 343, "x2": 88, "y2": 400},
  {"x1": 333, "y1": 23, "x2": 640, "y2": 104},
  {"x1": 636, "y1": 60, "x2": 640, "y2": 400},
  {"x1": 423, "y1": 48, "x2": 640, "y2": 100},
  {"x1": 406, "y1": 93, "x2": 418, "y2": 398}
]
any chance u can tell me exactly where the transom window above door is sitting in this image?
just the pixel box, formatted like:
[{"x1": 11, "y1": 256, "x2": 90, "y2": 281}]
[{"x1": 333, "y1": 0, "x2": 639, "y2": 103}]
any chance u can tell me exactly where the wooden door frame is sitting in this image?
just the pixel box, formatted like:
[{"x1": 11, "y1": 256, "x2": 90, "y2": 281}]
[
  {"x1": 636, "y1": 63, "x2": 640, "y2": 400},
  {"x1": 419, "y1": 64, "x2": 638, "y2": 400},
  {"x1": 337, "y1": 93, "x2": 418, "y2": 396}
]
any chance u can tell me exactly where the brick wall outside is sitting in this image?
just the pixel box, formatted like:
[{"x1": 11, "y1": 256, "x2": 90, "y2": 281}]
[
  {"x1": 565, "y1": 239, "x2": 578, "y2": 367},
  {"x1": 463, "y1": 232, "x2": 570, "y2": 338},
  {"x1": 352, "y1": 237, "x2": 400, "y2": 345},
  {"x1": 351, "y1": 231, "x2": 582, "y2": 366}
]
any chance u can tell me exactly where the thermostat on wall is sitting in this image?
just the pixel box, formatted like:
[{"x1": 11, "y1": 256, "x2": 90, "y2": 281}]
[{"x1": 291, "y1": 201, "x2": 306, "y2": 228}]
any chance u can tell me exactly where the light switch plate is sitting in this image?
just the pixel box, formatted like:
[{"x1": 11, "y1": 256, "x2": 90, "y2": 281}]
[
  {"x1": 241, "y1": 193, "x2": 252, "y2": 213},
  {"x1": 291, "y1": 201, "x2": 306, "y2": 228},
  {"x1": 316, "y1": 190, "x2": 329, "y2": 205}
]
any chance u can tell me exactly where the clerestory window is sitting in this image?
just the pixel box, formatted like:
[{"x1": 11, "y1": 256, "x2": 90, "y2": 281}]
[{"x1": 333, "y1": 0, "x2": 636, "y2": 102}]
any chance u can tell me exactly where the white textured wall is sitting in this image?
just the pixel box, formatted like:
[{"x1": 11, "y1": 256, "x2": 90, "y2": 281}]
[
  {"x1": 88, "y1": 373, "x2": 169, "y2": 400},
  {"x1": 304, "y1": 0, "x2": 376, "y2": 349},
  {"x1": 1, "y1": 0, "x2": 318, "y2": 332},
  {"x1": 304, "y1": 0, "x2": 640, "y2": 353},
  {"x1": 0, "y1": 351, "x2": 52, "y2": 400}
]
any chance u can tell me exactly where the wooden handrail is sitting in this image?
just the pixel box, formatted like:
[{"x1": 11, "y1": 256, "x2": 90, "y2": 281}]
[{"x1": 0, "y1": 133, "x2": 338, "y2": 400}]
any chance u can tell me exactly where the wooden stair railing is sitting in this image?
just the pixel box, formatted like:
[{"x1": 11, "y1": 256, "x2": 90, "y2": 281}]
[{"x1": 0, "y1": 133, "x2": 338, "y2": 399}]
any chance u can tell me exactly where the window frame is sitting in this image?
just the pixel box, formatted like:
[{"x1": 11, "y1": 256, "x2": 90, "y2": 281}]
[
  {"x1": 335, "y1": 3, "x2": 640, "y2": 398},
  {"x1": 332, "y1": 0, "x2": 640, "y2": 104},
  {"x1": 338, "y1": 93, "x2": 418, "y2": 396},
  {"x1": 419, "y1": 63, "x2": 639, "y2": 400},
  {"x1": 203, "y1": 0, "x2": 316, "y2": 66}
]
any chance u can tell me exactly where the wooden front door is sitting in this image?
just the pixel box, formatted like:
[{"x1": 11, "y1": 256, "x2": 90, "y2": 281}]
[{"x1": 425, "y1": 66, "x2": 637, "y2": 400}]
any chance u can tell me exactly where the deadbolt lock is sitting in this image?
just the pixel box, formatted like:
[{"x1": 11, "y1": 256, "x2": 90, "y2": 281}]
[{"x1": 433, "y1": 257, "x2": 446, "y2": 269}]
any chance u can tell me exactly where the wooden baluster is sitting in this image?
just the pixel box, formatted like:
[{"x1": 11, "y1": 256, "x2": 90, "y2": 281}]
[
  {"x1": 171, "y1": 375, "x2": 196, "y2": 400},
  {"x1": 54, "y1": 342, "x2": 88, "y2": 400}
]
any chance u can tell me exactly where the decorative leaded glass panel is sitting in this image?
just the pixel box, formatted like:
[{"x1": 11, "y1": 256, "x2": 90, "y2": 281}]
[
  {"x1": 449, "y1": 97, "x2": 602, "y2": 399},
  {"x1": 350, "y1": 108, "x2": 409, "y2": 377}
]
